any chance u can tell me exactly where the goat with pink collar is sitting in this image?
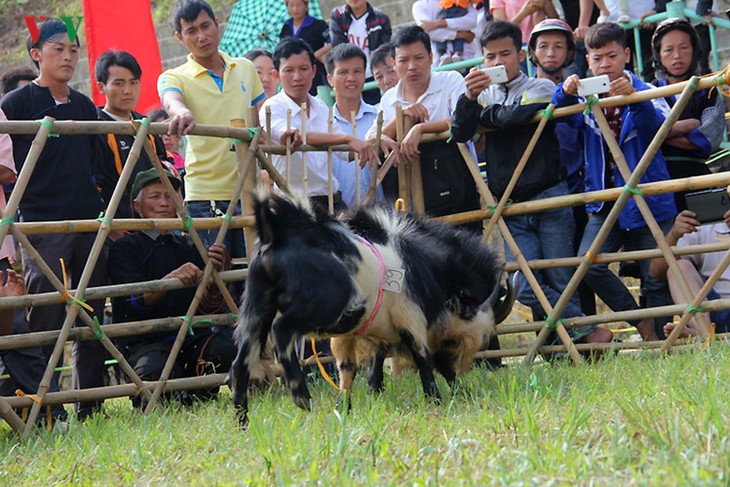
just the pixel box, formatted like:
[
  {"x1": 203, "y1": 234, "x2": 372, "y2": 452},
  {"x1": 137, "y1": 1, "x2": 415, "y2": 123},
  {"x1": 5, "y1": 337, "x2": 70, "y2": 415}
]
[{"x1": 229, "y1": 190, "x2": 512, "y2": 426}]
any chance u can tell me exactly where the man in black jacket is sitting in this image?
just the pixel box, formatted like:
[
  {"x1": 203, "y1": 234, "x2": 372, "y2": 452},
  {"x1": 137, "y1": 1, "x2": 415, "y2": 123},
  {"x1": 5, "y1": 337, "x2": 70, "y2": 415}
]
[
  {"x1": 451, "y1": 21, "x2": 612, "y2": 349},
  {"x1": 0, "y1": 18, "x2": 109, "y2": 420},
  {"x1": 109, "y1": 168, "x2": 236, "y2": 408},
  {"x1": 94, "y1": 50, "x2": 174, "y2": 228}
]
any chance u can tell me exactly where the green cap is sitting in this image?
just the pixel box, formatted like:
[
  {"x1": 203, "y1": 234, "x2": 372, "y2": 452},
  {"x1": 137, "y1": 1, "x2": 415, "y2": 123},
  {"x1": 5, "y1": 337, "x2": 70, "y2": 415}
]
[{"x1": 131, "y1": 168, "x2": 181, "y2": 200}]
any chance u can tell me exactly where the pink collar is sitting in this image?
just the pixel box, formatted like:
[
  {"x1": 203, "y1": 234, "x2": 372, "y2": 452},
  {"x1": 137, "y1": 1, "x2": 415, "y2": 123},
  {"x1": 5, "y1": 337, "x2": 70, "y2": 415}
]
[{"x1": 354, "y1": 235, "x2": 385, "y2": 335}]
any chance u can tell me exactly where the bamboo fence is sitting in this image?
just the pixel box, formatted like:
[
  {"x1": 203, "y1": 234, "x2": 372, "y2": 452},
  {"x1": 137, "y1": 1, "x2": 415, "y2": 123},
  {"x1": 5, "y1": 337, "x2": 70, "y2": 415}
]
[{"x1": 0, "y1": 70, "x2": 727, "y2": 433}]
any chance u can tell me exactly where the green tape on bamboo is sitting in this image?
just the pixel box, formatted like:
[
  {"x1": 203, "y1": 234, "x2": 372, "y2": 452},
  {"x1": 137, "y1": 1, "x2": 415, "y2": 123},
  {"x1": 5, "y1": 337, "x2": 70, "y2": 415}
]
[
  {"x1": 539, "y1": 107, "x2": 554, "y2": 120},
  {"x1": 230, "y1": 313, "x2": 239, "y2": 321},
  {"x1": 486, "y1": 199, "x2": 512, "y2": 213},
  {"x1": 545, "y1": 316, "x2": 563, "y2": 331},
  {"x1": 623, "y1": 184, "x2": 644, "y2": 196},
  {"x1": 220, "y1": 213, "x2": 232, "y2": 223},
  {"x1": 687, "y1": 304, "x2": 704, "y2": 314},
  {"x1": 180, "y1": 315, "x2": 195, "y2": 336},
  {"x1": 582, "y1": 96, "x2": 599, "y2": 115},
  {"x1": 38, "y1": 118, "x2": 59, "y2": 138},
  {"x1": 0, "y1": 216, "x2": 13, "y2": 226},
  {"x1": 96, "y1": 211, "x2": 112, "y2": 227},
  {"x1": 92, "y1": 316, "x2": 104, "y2": 341},
  {"x1": 139, "y1": 118, "x2": 151, "y2": 130},
  {"x1": 183, "y1": 216, "x2": 194, "y2": 232}
]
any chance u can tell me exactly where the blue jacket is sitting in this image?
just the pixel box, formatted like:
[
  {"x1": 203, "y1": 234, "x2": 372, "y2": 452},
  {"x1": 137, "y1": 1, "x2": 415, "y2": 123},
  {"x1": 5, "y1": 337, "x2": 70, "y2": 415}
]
[{"x1": 552, "y1": 72, "x2": 677, "y2": 230}]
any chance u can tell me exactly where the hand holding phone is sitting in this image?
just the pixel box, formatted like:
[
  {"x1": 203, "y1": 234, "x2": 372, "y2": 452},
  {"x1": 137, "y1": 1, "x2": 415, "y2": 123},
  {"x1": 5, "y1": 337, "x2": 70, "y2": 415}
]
[
  {"x1": 480, "y1": 65, "x2": 508, "y2": 85},
  {"x1": 577, "y1": 75, "x2": 610, "y2": 97}
]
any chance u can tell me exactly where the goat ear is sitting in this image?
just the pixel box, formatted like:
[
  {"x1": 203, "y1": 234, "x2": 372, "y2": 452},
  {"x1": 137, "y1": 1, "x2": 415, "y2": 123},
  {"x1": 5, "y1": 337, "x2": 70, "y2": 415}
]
[
  {"x1": 254, "y1": 195, "x2": 276, "y2": 250},
  {"x1": 485, "y1": 263, "x2": 515, "y2": 325}
]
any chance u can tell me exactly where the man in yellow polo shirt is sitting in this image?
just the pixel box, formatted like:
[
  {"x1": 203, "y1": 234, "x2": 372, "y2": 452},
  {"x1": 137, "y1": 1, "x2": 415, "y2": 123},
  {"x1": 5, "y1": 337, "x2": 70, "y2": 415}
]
[{"x1": 158, "y1": 0, "x2": 264, "y2": 265}]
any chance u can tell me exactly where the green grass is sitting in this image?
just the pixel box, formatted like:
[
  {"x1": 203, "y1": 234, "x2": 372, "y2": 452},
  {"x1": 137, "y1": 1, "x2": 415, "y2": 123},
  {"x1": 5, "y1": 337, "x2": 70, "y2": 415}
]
[{"x1": 2, "y1": 344, "x2": 730, "y2": 485}]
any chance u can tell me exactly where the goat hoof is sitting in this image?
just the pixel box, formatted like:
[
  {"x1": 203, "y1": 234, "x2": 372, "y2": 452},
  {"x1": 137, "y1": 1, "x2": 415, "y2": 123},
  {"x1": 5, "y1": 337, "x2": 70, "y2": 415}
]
[
  {"x1": 294, "y1": 395, "x2": 312, "y2": 411},
  {"x1": 336, "y1": 390, "x2": 352, "y2": 412}
]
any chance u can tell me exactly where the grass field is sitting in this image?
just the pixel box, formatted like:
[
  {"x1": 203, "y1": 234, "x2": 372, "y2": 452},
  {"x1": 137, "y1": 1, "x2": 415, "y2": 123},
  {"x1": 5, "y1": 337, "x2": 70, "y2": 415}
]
[{"x1": 1, "y1": 343, "x2": 729, "y2": 485}]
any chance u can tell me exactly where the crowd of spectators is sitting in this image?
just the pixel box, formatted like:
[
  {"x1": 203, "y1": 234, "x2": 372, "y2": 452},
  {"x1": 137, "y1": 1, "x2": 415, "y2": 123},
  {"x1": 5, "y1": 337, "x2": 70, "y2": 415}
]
[{"x1": 0, "y1": 0, "x2": 728, "y2": 425}]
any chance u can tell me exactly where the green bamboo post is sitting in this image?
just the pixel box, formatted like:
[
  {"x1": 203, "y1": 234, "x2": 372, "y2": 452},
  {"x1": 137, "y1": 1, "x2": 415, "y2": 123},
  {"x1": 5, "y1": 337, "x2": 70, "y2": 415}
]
[
  {"x1": 590, "y1": 95, "x2": 712, "y2": 337},
  {"x1": 457, "y1": 144, "x2": 583, "y2": 364},
  {"x1": 482, "y1": 104, "x2": 554, "y2": 239},
  {"x1": 23, "y1": 120, "x2": 155, "y2": 431},
  {"x1": 522, "y1": 75, "x2": 701, "y2": 366},
  {"x1": 144, "y1": 132, "x2": 261, "y2": 413}
]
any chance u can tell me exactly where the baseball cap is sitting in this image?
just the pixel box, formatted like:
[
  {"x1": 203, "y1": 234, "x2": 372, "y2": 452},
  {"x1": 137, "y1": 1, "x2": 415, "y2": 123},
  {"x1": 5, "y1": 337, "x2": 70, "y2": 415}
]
[{"x1": 131, "y1": 168, "x2": 181, "y2": 200}]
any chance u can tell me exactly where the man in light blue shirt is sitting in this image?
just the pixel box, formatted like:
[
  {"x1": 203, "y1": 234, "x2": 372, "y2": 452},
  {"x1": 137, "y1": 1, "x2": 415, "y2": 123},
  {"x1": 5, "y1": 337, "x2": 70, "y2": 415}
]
[{"x1": 326, "y1": 43, "x2": 384, "y2": 208}]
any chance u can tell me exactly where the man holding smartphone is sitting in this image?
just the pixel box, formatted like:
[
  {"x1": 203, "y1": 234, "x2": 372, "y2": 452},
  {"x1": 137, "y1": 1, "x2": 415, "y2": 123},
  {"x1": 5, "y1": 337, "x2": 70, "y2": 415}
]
[{"x1": 452, "y1": 20, "x2": 613, "y2": 351}]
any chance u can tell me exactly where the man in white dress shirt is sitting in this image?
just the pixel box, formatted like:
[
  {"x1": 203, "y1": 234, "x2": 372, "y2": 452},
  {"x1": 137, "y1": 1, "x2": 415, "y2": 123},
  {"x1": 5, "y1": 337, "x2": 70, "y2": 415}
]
[{"x1": 261, "y1": 37, "x2": 378, "y2": 212}]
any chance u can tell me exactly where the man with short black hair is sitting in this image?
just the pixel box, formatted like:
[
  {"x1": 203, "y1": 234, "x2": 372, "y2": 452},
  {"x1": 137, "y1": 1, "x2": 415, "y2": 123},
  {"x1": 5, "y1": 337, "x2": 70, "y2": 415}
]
[
  {"x1": 0, "y1": 67, "x2": 36, "y2": 98},
  {"x1": 366, "y1": 25, "x2": 479, "y2": 220},
  {"x1": 0, "y1": 18, "x2": 109, "y2": 420},
  {"x1": 325, "y1": 43, "x2": 387, "y2": 207},
  {"x1": 263, "y1": 37, "x2": 378, "y2": 212},
  {"x1": 95, "y1": 50, "x2": 172, "y2": 224},
  {"x1": 159, "y1": 0, "x2": 265, "y2": 261},
  {"x1": 369, "y1": 44, "x2": 397, "y2": 95}
]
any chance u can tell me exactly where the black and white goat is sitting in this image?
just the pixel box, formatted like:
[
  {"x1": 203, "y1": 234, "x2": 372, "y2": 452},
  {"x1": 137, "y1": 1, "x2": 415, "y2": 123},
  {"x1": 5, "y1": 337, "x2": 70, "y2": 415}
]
[{"x1": 229, "y1": 191, "x2": 512, "y2": 425}]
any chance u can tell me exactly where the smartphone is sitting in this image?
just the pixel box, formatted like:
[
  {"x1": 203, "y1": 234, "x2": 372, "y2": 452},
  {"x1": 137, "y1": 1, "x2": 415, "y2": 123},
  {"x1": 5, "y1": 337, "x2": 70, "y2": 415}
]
[
  {"x1": 685, "y1": 187, "x2": 730, "y2": 224},
  {"x1": 480, "y1": 65, "x2": 508, "y2": 84},
  {"x1": 577, "y1": 75, "x2": 610, "y2": 97}
]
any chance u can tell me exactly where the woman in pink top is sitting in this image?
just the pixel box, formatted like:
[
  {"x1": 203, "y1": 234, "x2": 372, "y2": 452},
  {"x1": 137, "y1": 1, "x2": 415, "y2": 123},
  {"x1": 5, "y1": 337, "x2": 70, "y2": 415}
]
[{"x1": 490, "y1": 0, "x2": 558, "y2": 43}]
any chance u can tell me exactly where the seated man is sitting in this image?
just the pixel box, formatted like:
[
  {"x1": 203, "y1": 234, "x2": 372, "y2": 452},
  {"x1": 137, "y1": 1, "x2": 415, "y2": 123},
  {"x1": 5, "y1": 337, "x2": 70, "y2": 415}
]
[
  {"x1": 649, "y1": 209, "x2": 730, "y2": 338},
  {"x1": 108, "y1": 168, "x2": 236, "y2": 408}
]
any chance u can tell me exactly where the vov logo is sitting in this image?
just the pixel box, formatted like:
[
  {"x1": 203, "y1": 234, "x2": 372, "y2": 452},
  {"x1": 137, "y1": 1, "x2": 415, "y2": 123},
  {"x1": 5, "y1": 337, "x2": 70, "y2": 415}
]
[{"x1": 24, "y1": 16, "x2": 84, "y2": 43}]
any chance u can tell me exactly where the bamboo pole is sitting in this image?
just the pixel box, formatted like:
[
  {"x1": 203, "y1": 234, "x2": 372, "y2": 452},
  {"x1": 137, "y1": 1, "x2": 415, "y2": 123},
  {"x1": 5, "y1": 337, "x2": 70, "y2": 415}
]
[
  {"x1": 144, "y1": 133, "x2": 261, "y2": 413},
  {"x1": 482, "y1": 104, "x2": 554, "y2": 239},
  {"x1": 352, "y1": 111, "x2": 361, "y2": 205},
  {"x1": 522, "y1": 76, "x2": 700, "y2": 366},
  {"x1": 286, "y1": 109, "x2": 292, "y2": 187},
  {"x1": 369, "y1": 111, "x2": 383, "y2": 202},
  {"x1": 0, "y1": 116, "x2": 52, "y2": 250},
  {"x1": 0, "y1": 120, "x2": 257, "y2": 140},
  {"x1": 502, "y1": 240, "x2": 730, "y2": 272},
  {"x1": 0, "y1": 314, "x2": 235, "y2": 350},
  {"x1": 457, "y1": 144, "x2": 583, "y2": 364},
  {"x1": 256, "y1": 149, "x2": 294, "y2": 196},
  {"x1": 233, "y1": 118, "x2": 256, "y2": 267},
  {"x1": 407, "y1": 115, "x2": 425, "y2": 215},
  {"x1": 23, "y1": 120, "x2": 155, "y2": 431},
  {"x1": 590, "y1": 97, "x2": 712, "y2": 337},
  {"x1": 0, "y1": 397, "x2": 25, "y2": 434},
  {"x1": 395, "y1": 105, "x2": 411, "y2": 209},
  {"x1": 300, "y1": 103, "x2": 309, "y2": 196},
  {"x1": 327, "y1": 106, "x2": 334, "y2": 214},
  {"x1": 499, "y1": 298, "x2": 730, "y2": 335},
  {"x1": 434, "y1": 170, "x2": 730, "y2": 225},
  {"x1": 4, "y1": 374, "x2": 230, "y2": 409}
]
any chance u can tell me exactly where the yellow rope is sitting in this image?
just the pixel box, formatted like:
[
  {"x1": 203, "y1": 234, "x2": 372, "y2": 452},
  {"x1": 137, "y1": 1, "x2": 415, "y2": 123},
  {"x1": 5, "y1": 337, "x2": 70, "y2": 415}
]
[
  {"x1": 58, "y1": 258, "x2": 94, "y2": 312},
  {"x1": 310, "y1": 338, "x2": 340, "y2": 391}
]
